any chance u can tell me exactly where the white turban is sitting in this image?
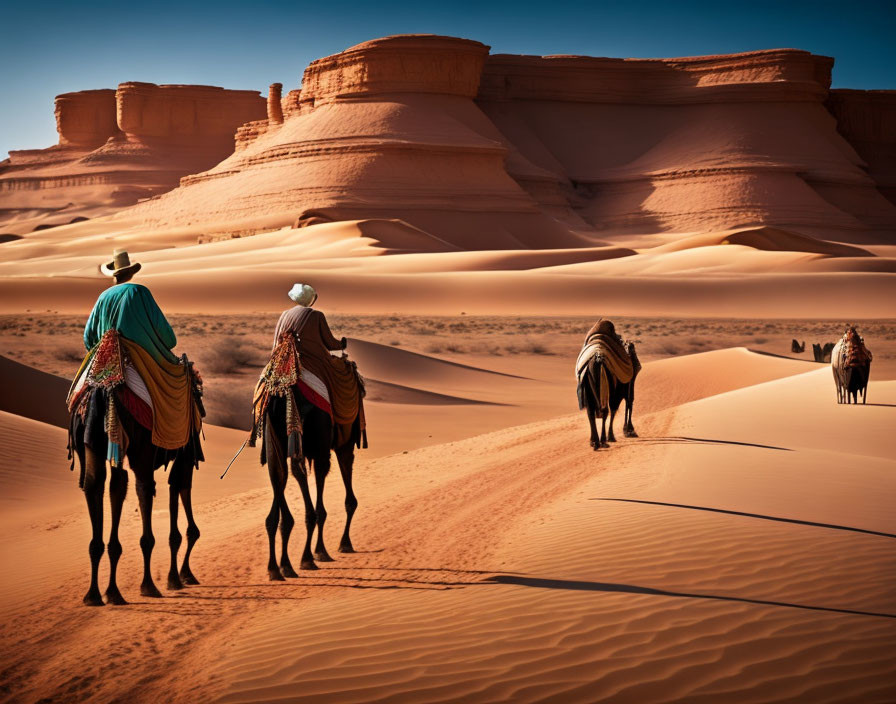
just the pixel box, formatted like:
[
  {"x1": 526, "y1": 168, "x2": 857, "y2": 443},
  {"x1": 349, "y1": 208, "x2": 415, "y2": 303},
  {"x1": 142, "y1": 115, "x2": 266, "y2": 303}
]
[{"x1": 288, "y1": 283, "x2": 317, "y2": 307}]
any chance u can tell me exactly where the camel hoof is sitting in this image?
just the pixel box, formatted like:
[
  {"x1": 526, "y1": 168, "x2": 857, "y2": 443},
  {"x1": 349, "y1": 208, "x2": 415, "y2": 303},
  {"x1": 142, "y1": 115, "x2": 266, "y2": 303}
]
[
  {"x1": 600, "y1": 442, "x2": 610, "y2": 449},
  {"x1": 140, "y1": 581, "x2": 164, "y2": 598},
  {"x1": 338, "y1": 542, "x2": 355, "y2": 554},
  {"x1": 624, "y1": 430, "x2": 639, "y2": 438},
  {"x1": 314, "y1": 551, "x2": 335, "y2": 562},
  {"x1": 268, "y1": 568, "x2": 285, "y2": 581},
  {"x1": 167, "y1": 574, "x2": 184, "y2": 591},
  {"x1": 179, "y1": 568, "x2": 200, "y2": 585},
  {"x1": 83, "y1": 590, "x2": 105, "y2": 607},
  {"x1": 300, "y1": 560, "x2": 319, "y2": 571},
  {"x1": 104, "y1": 587, "x2": 128, "y2": 605},
  {"x1": 280, "y1": 564, "x2": 299, "y2": 578}
]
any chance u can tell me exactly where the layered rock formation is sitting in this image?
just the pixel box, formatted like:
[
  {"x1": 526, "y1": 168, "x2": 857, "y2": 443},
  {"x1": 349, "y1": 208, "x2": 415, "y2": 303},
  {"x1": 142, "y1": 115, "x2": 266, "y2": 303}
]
[
  {"x1": 826, "y1": 89, "x2": 896, "y2": 206},
  {"x1": 6, "y1": 36, "x2": 895, "y2": 248},
  {"x1": 127, "y1": 35, "x2": 896, "y2": 248},
  {"x1": 137, "y1": 36, "x2": 590, "y2": 249},
  {"x1": 477, "y1": 50, "x2": 896, "y2": 243},
  {"x1": 0, "y1": 84, "x2": 265, "y2": 231}
]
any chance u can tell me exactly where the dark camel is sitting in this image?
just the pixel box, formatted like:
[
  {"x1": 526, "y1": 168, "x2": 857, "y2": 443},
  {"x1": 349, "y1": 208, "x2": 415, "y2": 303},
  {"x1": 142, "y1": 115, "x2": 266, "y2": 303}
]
[
  {"x1": 72, "y1": 412, "x2": 200, "y2": 605},
  {"x1": 581, "y1": 340, "x2": 640, "y2": 450},
  {"x1": 262, "y1": 390, "x2": 359, "y2": 579}
]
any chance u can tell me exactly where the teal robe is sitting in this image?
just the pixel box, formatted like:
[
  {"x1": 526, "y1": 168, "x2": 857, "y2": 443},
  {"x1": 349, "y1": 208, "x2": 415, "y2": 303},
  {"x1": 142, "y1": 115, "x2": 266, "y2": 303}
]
[{"x1": 84, "y1": 283, "x2": 178, "y2": 365}]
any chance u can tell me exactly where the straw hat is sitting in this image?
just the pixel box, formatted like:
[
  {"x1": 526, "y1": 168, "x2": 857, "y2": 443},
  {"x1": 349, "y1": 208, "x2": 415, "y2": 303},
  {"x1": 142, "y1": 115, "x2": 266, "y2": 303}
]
[
  {"x1": 101, "y1": 249, "x2": 141, "y2": 278},
  {"x1": 288, "y1": 283, "x2": 317, "y2": 307}
]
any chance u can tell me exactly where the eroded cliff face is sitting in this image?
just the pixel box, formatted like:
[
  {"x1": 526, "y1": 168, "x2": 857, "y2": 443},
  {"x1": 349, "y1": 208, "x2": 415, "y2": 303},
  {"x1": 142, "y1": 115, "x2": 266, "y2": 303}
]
[
  {"x1": 5, "y1": 36, "x2": 894, "y2": 246},
  {"x1": 139, "y1": 35, "x2": 585, "y2": 249},
  {"x1": 0, "y1": 84, "x2": 265, "y2": 232},
  {"x1": 476, "y1": 51, "x2": 896, "y2": 243},
  {"x1": 130, "y1": 36, "x2": 896, "y2": 247},
  {"x1": 826, "y1": 89, "x2": 896, "y2": 206}
]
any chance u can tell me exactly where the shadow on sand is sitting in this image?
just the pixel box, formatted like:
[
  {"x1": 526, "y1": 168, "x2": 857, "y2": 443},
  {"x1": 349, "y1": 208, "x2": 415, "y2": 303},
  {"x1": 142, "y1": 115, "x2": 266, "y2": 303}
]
[
  {"x1": 635, "y1": 436, "x2": 792, "y2": 451},
  {"x1": 590, "y1": 498, "x2": 896, "y2": 539},
  {"x1": 484, "y1": 575, "x2": 896, "y2": 619}
]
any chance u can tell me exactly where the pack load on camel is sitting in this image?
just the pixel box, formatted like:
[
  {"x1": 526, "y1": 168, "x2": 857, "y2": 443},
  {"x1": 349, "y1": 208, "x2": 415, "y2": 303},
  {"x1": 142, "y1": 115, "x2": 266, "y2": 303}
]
[
  {"x1": 576, "y1": 319, "x2": 641, "y2": 450},
  {"x1": 250, "y1": 283, "x2": 367, "y2": 580},
  {"x1": 66, "y1": 249, "x2": 205, "y2": 606},
  {"x1": 831, "y1": 325, "x2": 873, "y2": 404}
]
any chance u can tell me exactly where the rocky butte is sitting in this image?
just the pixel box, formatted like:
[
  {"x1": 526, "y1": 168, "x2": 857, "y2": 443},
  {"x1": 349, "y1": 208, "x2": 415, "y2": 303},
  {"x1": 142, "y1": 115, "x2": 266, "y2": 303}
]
[
  {"x1": 5, "y1": 35, "x2": 895, "y2": 248},
  {"x1": 0, "y1": 84, "x2": 265, "y2": 231}
]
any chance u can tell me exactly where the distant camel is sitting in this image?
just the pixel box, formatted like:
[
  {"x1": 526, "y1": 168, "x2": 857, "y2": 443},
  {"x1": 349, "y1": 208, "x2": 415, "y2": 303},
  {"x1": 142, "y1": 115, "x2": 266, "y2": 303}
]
[
  {"x1": 254, "y1": 335, "x2": 365, "y2": 579},
  {"x1": 68, "y1": 345, "x2": 203, "y2": 606},
  {"x1": 812, "y1": 342, "x2": 836, "y2": 363},
  {"x1": 791, "y1": 339, "x2": 806, "y2": 353},
  {"x1": 832, "y1": 326, "x2": 872, "y2": 404},
  {"x1": 576, "y1": 320, "x2": 641, "y2": 450}
]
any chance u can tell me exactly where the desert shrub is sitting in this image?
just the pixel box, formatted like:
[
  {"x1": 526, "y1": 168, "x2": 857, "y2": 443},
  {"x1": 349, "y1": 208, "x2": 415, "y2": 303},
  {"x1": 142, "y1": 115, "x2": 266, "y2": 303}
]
[
  {"x1": 200, "y1": 338, "x2": 264, "y2": 375},
  {"x1": 55, "y1": 346, "x2": 86, "y2": 364}
]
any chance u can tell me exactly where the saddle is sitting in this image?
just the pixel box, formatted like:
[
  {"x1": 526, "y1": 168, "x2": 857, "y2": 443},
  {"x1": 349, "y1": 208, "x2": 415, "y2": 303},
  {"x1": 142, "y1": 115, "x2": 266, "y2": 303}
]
[{"x1": 250, "y1": 332, "x2": 303, "y2": 460}]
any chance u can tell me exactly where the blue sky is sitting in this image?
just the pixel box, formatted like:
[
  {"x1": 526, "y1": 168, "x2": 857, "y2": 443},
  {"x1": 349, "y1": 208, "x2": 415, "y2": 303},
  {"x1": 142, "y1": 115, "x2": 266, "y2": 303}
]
[{"x1": 2, "y1": 0, "x2": 894, "y2": 158}]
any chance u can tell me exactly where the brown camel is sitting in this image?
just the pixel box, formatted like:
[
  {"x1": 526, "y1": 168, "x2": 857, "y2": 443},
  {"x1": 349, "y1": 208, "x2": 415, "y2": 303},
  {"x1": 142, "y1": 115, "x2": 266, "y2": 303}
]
[
  {"x1": 261, "y1": 388, "x2": 361, "y2": 578},
  {"x1": 832, "y1": 326, "x2": 872, "y2": 404},
  {"x1": 576, "y1": 320, "x2": 641, "y2": 450}
]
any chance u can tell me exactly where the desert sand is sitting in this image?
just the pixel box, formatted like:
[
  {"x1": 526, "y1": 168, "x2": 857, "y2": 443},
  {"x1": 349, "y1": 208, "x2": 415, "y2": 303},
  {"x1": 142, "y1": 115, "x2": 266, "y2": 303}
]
[
  {"x1": 1, "y1": 337, "x2": 894, "y2": 703},
  {"x1": 2, "y1": 31, "x2": 895, "y2": 704}
]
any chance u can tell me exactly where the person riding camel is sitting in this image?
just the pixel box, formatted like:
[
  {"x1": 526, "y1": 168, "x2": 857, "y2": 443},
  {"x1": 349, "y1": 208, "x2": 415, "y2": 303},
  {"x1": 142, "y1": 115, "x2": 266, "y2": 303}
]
[
  {"x1": 271, "y1": 283, "x2": 348, "y2": 416},
  {"x1": 67, "y1": 249, "x2": 204, "y2": 605},
  {"x1": 70, "y1": 247, "x2": 204, "y2": 470}
]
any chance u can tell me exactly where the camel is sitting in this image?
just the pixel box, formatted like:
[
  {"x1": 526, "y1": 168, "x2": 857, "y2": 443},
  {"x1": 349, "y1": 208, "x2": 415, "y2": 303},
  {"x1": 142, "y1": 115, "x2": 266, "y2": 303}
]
[
  {"x1": 577, "y1": 320, "x2": 641, "y2": 450},
  {"x1": 791, "y1": 339, "x2": 806, "y2": 353},
  {"x1": 812, "y1": 341, "x2": 836, "y2": 363},
  {"x1": 261, "y1": 390, "x2": 360, "y2": 578},
  {"x1": 832, "y1": 326, "x2": 872, "y2": 404},
  {"x1": 69, "y1": 383, "x2": 203, "y2": 606}
]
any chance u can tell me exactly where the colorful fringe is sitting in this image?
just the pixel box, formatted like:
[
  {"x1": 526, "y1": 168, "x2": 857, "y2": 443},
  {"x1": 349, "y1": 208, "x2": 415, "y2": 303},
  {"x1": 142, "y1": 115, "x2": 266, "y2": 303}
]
[{"x1": 250, "y1": 333, "x2": 303, "y2": 460}]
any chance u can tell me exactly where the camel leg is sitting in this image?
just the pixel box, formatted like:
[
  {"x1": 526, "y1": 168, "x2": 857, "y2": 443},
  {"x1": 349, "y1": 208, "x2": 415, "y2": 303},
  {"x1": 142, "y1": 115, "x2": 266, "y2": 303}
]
[
  {"x1": 179, "y1": 485, "x2": 201, "y2": 585},
  {"x1": 624, "y1": 387, "x2": 638, "y2": 438},
  {"x1": 263, "y1": 417, "x2": 287, "y2": 581},
  {"x1": 600, "y1": 411, "x2": 609, "y2": 449},
  {"x1": 167, "y1": 484, "x2": 184, "y2": 591},
  {"x1": 278, "y1": 478, "x2": 298, "y2": 579},
  {"x1": 135, "y1": 469, "x2": 163, "y2": 598},
  {"x1": 313, "y1": 458, "x2": 334, "y2": 562},
  {"x1": 608, "y1": 405, "x2": 618, "y2": 443},
  {"x1": 105, "y1": 466, "x2": 128, "y2": 605},
  {"x1": 336, "y1": 446, "x2": 357, "y2": 553},
  {"x1": 291, "y1": 459, "x2": 318, "y2": 570},
  {"x1": 82, "y1": 447, "x2": 106, "y2": 607},
  {"x1": 587, "y1": 406, "x2": 599, "y2": 450}
]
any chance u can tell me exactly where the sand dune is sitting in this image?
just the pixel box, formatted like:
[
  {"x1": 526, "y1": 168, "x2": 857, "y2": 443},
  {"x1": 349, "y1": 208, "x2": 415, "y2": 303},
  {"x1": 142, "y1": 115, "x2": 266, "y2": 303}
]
[
  {"x1": 652, "y1": 226, "x2": 873, "y2": 257},
  {"x1": 2, "y1": 349, "x2": 892, "y2": 702}
]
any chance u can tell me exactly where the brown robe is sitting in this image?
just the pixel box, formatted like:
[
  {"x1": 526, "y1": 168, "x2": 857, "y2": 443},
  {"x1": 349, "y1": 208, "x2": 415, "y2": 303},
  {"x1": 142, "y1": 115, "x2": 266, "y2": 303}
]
[{"x1": 272, "y1": 306, "x2": 361, "y2": 429}]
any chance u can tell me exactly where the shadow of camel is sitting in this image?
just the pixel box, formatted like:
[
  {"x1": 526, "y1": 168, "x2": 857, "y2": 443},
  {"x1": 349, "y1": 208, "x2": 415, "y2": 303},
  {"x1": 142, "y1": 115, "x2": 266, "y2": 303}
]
[
  {"x1": 484, "y1": 575, "x2": 896, "y2": 619},
  {"x1": 590, "y1": 498, "x2": 896, "y2": 539},
  {"x1": 635, "y1": 436, "x2": 792, "y2": 452}
]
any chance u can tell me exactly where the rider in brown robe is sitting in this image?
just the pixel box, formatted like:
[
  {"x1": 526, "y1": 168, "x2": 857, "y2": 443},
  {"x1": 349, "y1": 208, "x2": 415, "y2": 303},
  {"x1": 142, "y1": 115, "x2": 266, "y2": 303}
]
[{"x1": 272, "y1": 285, "x2": 362, "y2": 442}]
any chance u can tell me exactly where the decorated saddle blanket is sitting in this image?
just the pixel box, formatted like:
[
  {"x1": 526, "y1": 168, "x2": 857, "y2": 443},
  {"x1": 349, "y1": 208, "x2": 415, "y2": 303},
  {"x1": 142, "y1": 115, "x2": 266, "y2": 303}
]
[
  {"x1": 67, "y1": 329, "x2": 203, "y2": 463},
  {"x1": 575, "y1": 333, "x2": 637, "y2": 412},
  {"x1": 832, "y1": 333, "x2": 873, "y2": 373},
  {"x1": 250, "y1": 332, "x2": 303, "y2": 459}
]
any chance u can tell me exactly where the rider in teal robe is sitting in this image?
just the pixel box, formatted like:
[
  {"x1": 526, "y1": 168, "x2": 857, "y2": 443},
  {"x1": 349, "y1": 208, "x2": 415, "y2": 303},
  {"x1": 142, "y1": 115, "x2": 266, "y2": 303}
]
[{"x1": 83, "y1": 283, "x2": 179, "y2": 365}]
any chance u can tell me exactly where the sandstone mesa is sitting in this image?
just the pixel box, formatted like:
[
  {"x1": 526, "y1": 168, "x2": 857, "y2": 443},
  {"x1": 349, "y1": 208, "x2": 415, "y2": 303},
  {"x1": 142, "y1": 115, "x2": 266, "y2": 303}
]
[{"x1": 1, "y1": 34, "x2": 894, "y2": 254}]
